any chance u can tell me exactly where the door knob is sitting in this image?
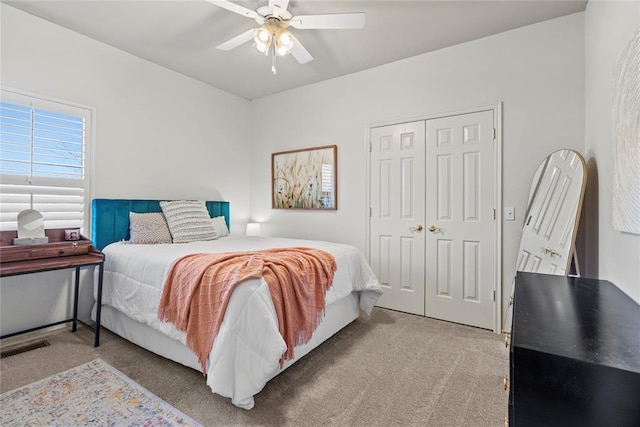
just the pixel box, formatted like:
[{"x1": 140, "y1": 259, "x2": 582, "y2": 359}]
[
  {"x1": 428, "y1": 225, "x2": 439, "y2": 232},
  {"x1": 414, "y1": 224, "x2": 423, "y2": 232},
  {"x1": 544, "y1": 247, "x2": 560, "y2": 257}
]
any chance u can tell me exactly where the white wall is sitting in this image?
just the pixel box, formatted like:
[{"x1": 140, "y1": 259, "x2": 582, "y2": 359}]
[
  {"x1": 0, "y1": 4, "x2": 251, "y2": 335},
  {"x1": 250, "y1": 13, "x2": 586, "y2": 320},
  {"x1": 7, "y1": 4, "x2": 632, "y2": 337},
  {"x1": 584, "y1": 0, "x2": 640, "y2": 302}
]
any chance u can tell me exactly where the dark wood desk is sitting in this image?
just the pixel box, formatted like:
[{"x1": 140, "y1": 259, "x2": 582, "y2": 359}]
[
  {"x1": 509, "y1": 272, "x2": 640, "y2": 426},
  {"x1": 0, "y1": 236, "x2": 105, "y2": 347}
]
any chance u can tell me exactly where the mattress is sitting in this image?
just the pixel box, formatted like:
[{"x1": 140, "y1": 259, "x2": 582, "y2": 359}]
[{"x1": 94, "y1": 235, "x2": 382, "y2": 409}]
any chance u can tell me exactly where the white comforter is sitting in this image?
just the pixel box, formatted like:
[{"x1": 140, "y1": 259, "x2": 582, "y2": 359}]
[{"x1": 98, "y1": 236, "x2": 381, "y2": 409}]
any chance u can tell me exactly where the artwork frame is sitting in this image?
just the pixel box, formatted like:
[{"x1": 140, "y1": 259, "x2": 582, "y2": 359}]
[{"x1": 272, "y1": 145, "x2": 337, "y2": 210}]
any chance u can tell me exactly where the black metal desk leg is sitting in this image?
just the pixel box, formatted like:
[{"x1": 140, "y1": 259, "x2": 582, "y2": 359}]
[
  {"x1": 72, "y1": 266, "x2": 80, "y2": 332},
  {"x1": 94, "y1": 262, "x2": 104, "y2": 347}
]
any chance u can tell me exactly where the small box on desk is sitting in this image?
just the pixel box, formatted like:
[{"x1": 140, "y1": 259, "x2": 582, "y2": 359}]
[{"x1": 0, "y1": 229, "x2": 92, "y2": 264}]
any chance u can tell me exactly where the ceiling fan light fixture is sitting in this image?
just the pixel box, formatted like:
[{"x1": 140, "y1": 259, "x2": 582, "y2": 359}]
[
  {"x1": 255, "y1": 40, "x2": 269, "y2": 53},
  {"x1": 271, "y1": 26, "x2": 294, "y2": 75},
  {"x1": 278, "y1": 31, "x2": 293, "y2": 49},
  {"x1": 274, "y1": 31, "x2": 293, "y2": 56},
  {"x1": 252, "y1": 17, "x2": 294, "y2": 60},
  {"x1": 253, "y1": 27, "x2": 272, "y2": 55},
  {"x1": 255, "y1": 27, "x2": 270, "y2": 43},
  {"x1": 276, "y1": 44, "x2": 289, "y2": 56}
]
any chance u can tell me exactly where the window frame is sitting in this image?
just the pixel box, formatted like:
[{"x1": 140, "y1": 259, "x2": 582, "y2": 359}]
[{"x1": 0, "y1": 87, "x2": 95, "y2": 235}]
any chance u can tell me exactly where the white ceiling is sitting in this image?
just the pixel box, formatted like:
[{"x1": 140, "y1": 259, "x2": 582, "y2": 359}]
[{"x1": 5, "y1": 0, "x2": 588, "y2": 100}]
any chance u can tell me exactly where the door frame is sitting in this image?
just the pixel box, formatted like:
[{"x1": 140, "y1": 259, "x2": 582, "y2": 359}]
[{"x1": 365, "y1": 103, "x2": 503, "y2": 333}]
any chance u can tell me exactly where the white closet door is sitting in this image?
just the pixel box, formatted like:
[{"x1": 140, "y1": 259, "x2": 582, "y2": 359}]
[
  {"x1": 369, "y1": 109, "x2": 498, "y2": 330},
  {"x1": 369, "y1": 121, "x2": 426, "y2": 315},
  {"x1": 425, "y1": 110, "x2": 496, "y2": 330}
]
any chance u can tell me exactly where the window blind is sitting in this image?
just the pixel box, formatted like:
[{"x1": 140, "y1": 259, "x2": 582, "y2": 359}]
[
  {"x1": 321, "y1": 163, "x2": 333, "y2": 192},
  {"x1": 0, "y1": 183, "x2": 85, "y2": 231},
  {"x1": 0, "y1": 91, "x2": 91, "y2": 232}
]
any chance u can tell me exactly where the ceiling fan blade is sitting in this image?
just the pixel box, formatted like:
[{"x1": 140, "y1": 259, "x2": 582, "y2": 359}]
[
  {"x1": 290, "y1": 35, "x2": 313, "y2": 64},
  {"x1": 204, "y1": 0, "x2": 262, "y2": 22},
  {"x1": 289, "y1": 13, "x2": 366, "y2": 30},
  {"x1": 216, "y1": 28, "x2": 255, "y2": 51},
  {"x1": 269, "y1": 0, "x2": 290, "y2": 12}
]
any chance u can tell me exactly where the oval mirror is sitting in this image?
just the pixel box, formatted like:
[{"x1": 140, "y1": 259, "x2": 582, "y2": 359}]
[{"x1": 504, "y1": 149, "x2": 587, "y2": 332}]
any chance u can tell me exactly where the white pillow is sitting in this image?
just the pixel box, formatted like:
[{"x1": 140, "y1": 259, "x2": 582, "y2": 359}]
[
  {"x1": 159, "y1": 200, "x2": 217, "y2": 243},
  {"x1": 129, "y1": 212, "x2": 172, "y2": 244},
  {"x1": 211, "y1": 216, "x2": 229, "y2": 237}
]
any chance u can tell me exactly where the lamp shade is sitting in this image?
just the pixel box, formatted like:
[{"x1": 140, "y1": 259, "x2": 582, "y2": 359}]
[{"x1": 246, "y1": 222, "x2": 262, "y2": 236}]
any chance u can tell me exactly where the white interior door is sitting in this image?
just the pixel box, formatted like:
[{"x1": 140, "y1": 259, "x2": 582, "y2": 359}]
[
  {"x1": 369, "y1": 121, "x2": 426, "y2": 315},
  {"x1": 424, "y1": 110, "x2": 496, "y2": 330}
]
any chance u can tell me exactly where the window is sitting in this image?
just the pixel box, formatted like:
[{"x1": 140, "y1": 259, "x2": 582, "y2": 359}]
[
  {"x1": 321, "y1": 162, "x2": 334, "y2": 208},
  {"x1": 0, "y1": 89, "x2": 92, "y2": 232}
]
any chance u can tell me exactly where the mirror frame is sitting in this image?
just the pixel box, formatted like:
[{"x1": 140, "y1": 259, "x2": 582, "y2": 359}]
[{"x1": 504, "y1": 149, "x2": 587, "y2": 332}]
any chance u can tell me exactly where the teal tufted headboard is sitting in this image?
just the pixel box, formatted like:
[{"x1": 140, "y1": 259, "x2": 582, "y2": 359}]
[{"x1": 91, "y1": 199, "x2": 230, "y2": 251}]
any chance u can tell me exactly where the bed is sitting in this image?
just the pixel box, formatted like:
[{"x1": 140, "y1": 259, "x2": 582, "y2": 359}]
[{"x1": 91, "y1": 198, "x2": 382, "y2": 409}]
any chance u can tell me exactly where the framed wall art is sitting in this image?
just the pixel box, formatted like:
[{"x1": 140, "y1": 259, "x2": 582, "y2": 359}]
[
  {"x1": 272, "y1": 145, "x2": 337, "y2": 210},
  {"x1": 612, "y1": 27, "x2": 640, "y2": 234}
]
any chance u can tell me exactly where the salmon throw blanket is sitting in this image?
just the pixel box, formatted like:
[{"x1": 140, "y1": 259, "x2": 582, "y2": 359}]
[{"x1": 157, "y1": 247, "x2": 337, "y2": 373}]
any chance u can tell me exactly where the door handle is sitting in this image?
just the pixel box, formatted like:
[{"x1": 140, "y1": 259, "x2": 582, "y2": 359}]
[
  {"x1": 544, "y1": 247, "x2": 560, "y2": 257},
  {"x1": 428, "y1": 225, "x2": 439, "y2": 233},
  {"x1": 410, "y1": 224, "x2": 423, "y2": 232}
]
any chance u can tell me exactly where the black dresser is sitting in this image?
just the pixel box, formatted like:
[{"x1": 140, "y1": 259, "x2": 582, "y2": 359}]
[{"x1": 509, "y1": 272, "x2": 640, "y2": 426}]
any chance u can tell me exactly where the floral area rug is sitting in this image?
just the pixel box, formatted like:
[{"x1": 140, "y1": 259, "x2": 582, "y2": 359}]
[{"x1": 0, "y1": 358, "x2": 202, "y2": 426}]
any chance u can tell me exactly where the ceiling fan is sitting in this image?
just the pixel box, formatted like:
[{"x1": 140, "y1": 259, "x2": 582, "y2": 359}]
[{"x1": 205, "y1": 0, "x2": 366, "y2": 74}]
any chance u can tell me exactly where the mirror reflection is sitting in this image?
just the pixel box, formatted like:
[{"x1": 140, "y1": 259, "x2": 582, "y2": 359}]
[{"x1": 504, "y1": 149, "x2": 587, "y2": 332}]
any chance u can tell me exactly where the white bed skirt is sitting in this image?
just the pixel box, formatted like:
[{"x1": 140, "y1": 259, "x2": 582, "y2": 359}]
[{"x1": 94, "y1": 291, "x2": 360, "y2": 403}]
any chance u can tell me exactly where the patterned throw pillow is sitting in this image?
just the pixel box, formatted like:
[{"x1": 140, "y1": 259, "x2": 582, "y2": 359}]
[
  {"x1": 159, "y1": 200, "x2": 217, "y2": 243},
  {"x1": 211, "y1": 216, "x2": 229, "y2": 237},
  {"x1": 129, "y1": 212, "x2": 172, "y2": 244}
]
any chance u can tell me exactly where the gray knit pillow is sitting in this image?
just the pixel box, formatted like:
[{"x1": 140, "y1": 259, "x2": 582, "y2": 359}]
[
  {"x1": 159, "y1": 200, "x2": 217, "y2": 243},
  {"x1": 129, "y1": 212, "x2": 172, "y2": 244}
]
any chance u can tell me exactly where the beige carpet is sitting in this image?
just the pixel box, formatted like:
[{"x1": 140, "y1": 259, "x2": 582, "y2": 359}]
[{"x1": 1, "y1": 308, "x2": 508, "y2": 426}]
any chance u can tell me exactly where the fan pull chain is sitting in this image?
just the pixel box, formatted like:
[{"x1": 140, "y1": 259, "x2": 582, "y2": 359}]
[{"x1": 271, "y1": 44, "x2": 277, "y2": 75}]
